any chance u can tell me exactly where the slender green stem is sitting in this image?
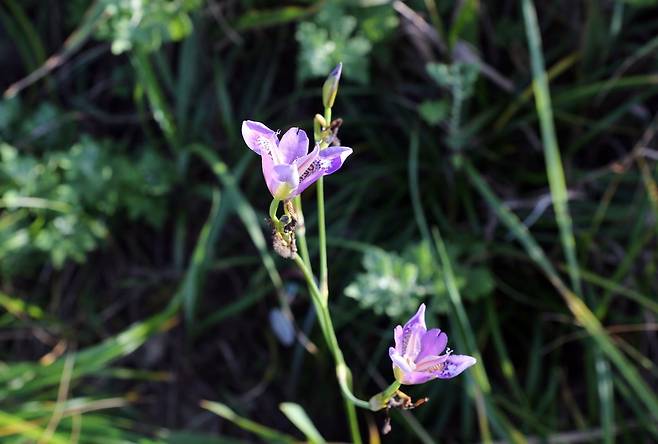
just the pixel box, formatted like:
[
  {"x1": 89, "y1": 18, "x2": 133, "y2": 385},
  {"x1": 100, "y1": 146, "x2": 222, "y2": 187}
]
[
  {"x1": 368, "y1": 380, "x2": 402, "y2": 411},
  {"x1": 293, "y1": 196, "x2": 312, "y2": 272},
  {"x1": 317, "y1": 106, "x2": 332, "y2": 300},
  {"x1": 269, "y1": 198, "x2": 284, "y2": 233},
  {"x1": 316, "y1": 178, "x2": 328, "y2": 300},
  {"x1": 293, "y1": 253, "x2": 368, "y2": 443},
  {"x1": 269, "y1": 198, "x2": 280, "y2": 221}
]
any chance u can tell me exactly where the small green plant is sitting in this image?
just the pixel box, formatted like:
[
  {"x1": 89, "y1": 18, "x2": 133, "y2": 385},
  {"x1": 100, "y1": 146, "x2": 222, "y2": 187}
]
[
  {"x1": 296, "y1": 1, "x2": 398, "y2": 84},
  {"x1": 96, "y1": 0, "x2": 203, "y2": 54},
  {"x1": 0, "y1": 99, "x2": 175, "y2": 274},
  {"x1": 345, "y1": 240, "x2": 494, "y2": 319}
]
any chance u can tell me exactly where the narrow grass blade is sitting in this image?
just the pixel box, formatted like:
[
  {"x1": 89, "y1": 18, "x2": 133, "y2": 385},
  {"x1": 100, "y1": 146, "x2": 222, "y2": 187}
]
[
  {"x1": 189, "y1": 144, "x2": 284, "y2": 293},
  {"x1": 177, "y1": 189, "x2": 225, "y2": 324},
  {"x1": 200, "y1": 400, "x2": 296, "y2": 443},
  {"x1": 279, "y1": 403, "x2": 326, "y2": 444},
  {"x1": 234, "y1": 6, "x2": 317, "y2": 31},
  {"x1": 567, "y1": 266, "x2": 658, "y2": 314},
  {"x1": 0, "y1": 411, "x2": 70, "y2": 444},
  {"x1": 463, "y1": 159, "x2": 658, "y2": 421},
  {"x1": 131, "y1": 50, "x2": 178, "y2": 149},
  {"x1": 3, "y1": 1, "x2": 106, "y2": 98},
  {"x1": 521, "y1": 0, "x2": 581, "y2": 296},
  {"x1": 0, "y1": 291, "x2": 45, "y2": 319}
]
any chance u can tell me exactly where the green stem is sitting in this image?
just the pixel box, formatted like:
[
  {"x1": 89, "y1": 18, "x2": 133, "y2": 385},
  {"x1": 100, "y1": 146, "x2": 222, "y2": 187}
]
[
  {"x1": 317, "y1": 178, "x2": 328, "y2": 300},
  {"x1": 269, "y1": 198, "x2": 280, "y2": 221},
  {"x1": 269, "y1": 198, "x2": 283, "y2": 232},
  {"x1": 293, "y1": 254, "x2": 369, "y2": 443},
  {"x1": 368, "y1": 380, "x2": 402, "y2": 411},
  {"x1": 317, "y1": 106, "x2": 332, "y2": 300},
  {"x1": 293, "y1": 196, "x2": 312, "y2": 272}
]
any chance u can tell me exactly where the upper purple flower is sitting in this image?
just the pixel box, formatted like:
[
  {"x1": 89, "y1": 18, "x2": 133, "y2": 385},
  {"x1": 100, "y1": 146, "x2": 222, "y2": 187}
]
[
  {"x1": 241, "y1": 120, "x2": 352, "y2": 200},
  {"x1": 389, "y1": 304, "x2": 476, "y2": 385}
]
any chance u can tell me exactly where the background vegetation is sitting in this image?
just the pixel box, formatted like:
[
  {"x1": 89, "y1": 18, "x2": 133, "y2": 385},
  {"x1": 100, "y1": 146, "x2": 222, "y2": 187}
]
[{"x1": 1, "y1": 0, "x2": 658, "y2": 442}]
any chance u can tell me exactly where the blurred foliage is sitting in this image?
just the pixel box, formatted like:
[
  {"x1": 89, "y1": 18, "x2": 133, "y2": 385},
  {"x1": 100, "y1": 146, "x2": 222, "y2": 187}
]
[
  {"x1": 96, "y1": 0, "x2": 203, "y2": 54},
  {"x1": 296, "y1": 1, "x2": 397, "y2": 84},
  {"x1": 0, "y1": 98, "x2": 174, "y2": 274},
  {"x1": 345, "y1": 241, "x2": 494, "y2": 319}
]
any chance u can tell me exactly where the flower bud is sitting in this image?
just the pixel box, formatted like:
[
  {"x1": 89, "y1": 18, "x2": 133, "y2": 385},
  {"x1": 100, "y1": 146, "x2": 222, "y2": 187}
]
[
  {"x1": 322, "y1": 63, "x2": 342, "y2": 109},
  {"x1": 313, "y1": 114, "x2": 328, "y2": 143}
]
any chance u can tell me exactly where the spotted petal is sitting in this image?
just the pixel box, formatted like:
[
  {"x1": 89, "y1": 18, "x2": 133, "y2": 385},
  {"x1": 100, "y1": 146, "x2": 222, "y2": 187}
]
[
  {"x1": 319, "y1": 146, "x2": 353, "y2": 175},
  {"x1": 435, "y1": 355, "x2": 477, "y2": 379},
  {"x1": 294, "y1": 146, "x2": 323, "y2": 195},
  {"x1": 242, "y1": 120, "x2": 278, "y2": 156}
]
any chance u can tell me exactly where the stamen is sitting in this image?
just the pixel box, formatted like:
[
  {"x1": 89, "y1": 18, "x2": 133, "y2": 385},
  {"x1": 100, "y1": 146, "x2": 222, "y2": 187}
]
[{"x1": 423, "y1": 362, "x2": 445, "y2": 373}]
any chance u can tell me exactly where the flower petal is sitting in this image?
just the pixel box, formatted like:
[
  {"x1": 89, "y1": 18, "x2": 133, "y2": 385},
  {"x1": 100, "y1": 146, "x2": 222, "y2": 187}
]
[
  {"x1": 261, "y1": 155, "x2": 299, "y2": 199},
  {"x1": 414, "y1": 353, "x2": 450, "y2": 372},
  {"x1": 398, "y1": 304, "x2": 427, "y2": 360},
  {"x1": 242, "y1": 120, "x2": 278, "y2": 156},
  {"x1": 404, "y1": 304, "x2": 427, "y2": 332},
  {"x1": 278, "y1": 128, "x2": 309, "y2": 164},
  {"x1": 435, "y1": 354, "x2": 477, "y2": 379},
  {"x1": 393, "y1": 325, "x2": 404, "y2": 353},
  {"x1": 294, "y1": 146, "x2": 324, "y2": 195},
  {"x1": 400, "y1": 371, "x2": 436, "y2": 385},
  {"x1": 319, "y1": 146, "x2": 352, "y2": 175},
  {"x1": 416, "y1": 328, "x2": 448, "y2": 361},
  {"x1": 389, "y1": 347, "x2": 413, "y2": 373},
  {"x1": 273, "y1": 164, "x2": 300, "y2": 189}
]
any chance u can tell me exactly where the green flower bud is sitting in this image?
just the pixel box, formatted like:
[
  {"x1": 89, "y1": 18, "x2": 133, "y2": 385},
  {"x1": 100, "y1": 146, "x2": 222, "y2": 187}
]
[{"x1": 322, "y1": 62, "x2": 342, "y2": 109}]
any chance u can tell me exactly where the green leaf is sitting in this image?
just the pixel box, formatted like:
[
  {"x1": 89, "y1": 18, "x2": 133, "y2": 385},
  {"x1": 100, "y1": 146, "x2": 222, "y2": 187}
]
[
  {"x1": 419, "y1": 100, "x2": 450, "y2": 125},
  {"x1": 201, "y1": 401, "x2": 296, "y2": 443},
  {"x1": 279, "y1": 403, "x2": 326, "y2": 444},
  {"x1": 95, "y1": 0, "x2": 203, "y2": 54},
  {"x1": 235, "y1": 6, "x2": 311, "y2": 30}
]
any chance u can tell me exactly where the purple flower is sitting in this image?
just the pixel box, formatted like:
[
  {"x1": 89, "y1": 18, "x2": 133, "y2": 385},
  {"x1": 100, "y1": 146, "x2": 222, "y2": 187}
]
[
  {"x1": 389, "y1": 304, "x2": 476, "y2": 385},
  {"x1": 241, "y1": 120, "x2": 352, "y2": 200}
]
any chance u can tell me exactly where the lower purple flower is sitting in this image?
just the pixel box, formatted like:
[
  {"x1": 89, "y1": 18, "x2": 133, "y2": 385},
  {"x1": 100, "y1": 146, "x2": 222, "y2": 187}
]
[
  {"x1": 389, "y1": 304, "x2": 476, "y2": 385},
  {"x1": 241, "y1": 120, "x2": 352, "y2": 200}
]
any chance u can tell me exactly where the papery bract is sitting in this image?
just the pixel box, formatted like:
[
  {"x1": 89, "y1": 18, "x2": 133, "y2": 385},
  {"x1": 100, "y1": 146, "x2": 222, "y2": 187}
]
[
  {"x1": 241, "y1": 120, "x2": 352, "y2": 200},
  {"x1": 389, "y1": 304, "x2": 476, "y2": 385}
]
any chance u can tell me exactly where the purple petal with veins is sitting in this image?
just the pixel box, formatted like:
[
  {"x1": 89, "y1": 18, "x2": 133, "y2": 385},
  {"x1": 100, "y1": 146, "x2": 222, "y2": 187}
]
[
  {"x1": 278, "y1": 127, "x2": 309, "y2": 164},
  {"x1": 416, "y1": 328, "x2": 448, "y2": 362}
]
